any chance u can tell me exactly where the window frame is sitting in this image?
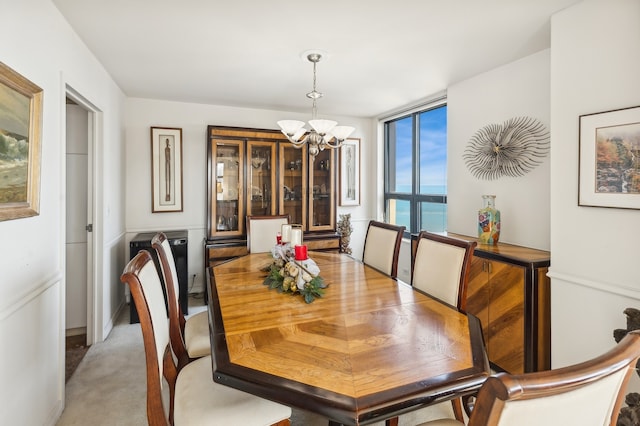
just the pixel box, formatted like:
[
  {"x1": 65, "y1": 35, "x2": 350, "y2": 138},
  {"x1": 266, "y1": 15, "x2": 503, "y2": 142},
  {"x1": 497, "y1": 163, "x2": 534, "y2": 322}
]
[{"x1": 383, "y1": 99, "x2": 447, "y2": 238}]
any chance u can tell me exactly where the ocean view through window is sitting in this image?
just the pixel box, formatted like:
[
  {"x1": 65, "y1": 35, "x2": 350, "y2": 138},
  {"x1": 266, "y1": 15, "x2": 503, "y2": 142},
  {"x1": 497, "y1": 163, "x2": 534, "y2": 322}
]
[{"x1": 384, "y1": 101, "x2": 447, "y2": 236}]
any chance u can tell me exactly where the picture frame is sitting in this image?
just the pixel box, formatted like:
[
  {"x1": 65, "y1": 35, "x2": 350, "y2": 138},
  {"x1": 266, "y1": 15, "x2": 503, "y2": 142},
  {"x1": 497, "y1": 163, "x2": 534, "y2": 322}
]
[
  {"x1": 151, "y1": 127, "x2": 183, "y2": 212},
  {"x1": 0, "y1": 62, "x2": 43, "y2": 222},
  {"x1": 579, "y1": 106, "x2": 640, "y2": 209},
  {"x1": 339, "y1": 138, "x2": 360, "y2": 206}
]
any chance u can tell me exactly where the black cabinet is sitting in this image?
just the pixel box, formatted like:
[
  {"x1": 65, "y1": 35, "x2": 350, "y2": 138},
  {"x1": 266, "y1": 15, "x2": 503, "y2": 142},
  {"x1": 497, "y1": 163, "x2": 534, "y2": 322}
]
[{"x1": 129, "y1": 230, "x2": 188, "y2": 324}]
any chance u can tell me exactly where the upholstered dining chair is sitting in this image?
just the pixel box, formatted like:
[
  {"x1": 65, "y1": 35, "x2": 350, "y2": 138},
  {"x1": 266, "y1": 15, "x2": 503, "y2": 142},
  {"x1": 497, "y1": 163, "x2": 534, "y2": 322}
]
[
  {"x1": 152, "y1": 232, "x2": 209, "y2": 367},
  {"x1": 246, "y1": 214, "x2": 290, "y2": 253},
  {"x1": 121, "y1": 250, "x2": 292, "y2": 426},
  {"x1": 362, "y1": 220, "x2": 405, "y2": 278},
  {"x1": 415, "y1": 329, "x2": 640, "y2": 426},
  {"x1": 387, "y1": 232, "x2": 477, "y2": 425},
  {"x1": 411, "y1": 231, "x2": 477, "y2": 311}
]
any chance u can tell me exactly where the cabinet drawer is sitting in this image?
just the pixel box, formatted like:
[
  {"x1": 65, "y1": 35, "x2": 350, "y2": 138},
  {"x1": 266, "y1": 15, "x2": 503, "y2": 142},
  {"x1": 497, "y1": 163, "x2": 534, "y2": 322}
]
[
  {"x1": 307, "y1": 238, "x2": 340, "y2": 251},
  {"x1": 207, "y1": 245, "x2": 248, "y2": 260}
]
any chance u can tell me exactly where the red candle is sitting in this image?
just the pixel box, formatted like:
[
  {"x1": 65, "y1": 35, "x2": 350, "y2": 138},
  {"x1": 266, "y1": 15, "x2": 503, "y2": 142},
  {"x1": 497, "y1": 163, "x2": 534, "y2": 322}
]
[
  {"x1": 294, "y1": 245, "x2": 308, "y2": 261},
  {"x1": 276, "y1": 232, "x2": 282, "y2": 245}
]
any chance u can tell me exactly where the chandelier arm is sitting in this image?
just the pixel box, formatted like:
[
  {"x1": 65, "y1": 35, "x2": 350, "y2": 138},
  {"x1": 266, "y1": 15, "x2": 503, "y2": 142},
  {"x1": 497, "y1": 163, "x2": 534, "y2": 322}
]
[
  {"x1": 322, "y1": 140, "x2": 344, "y2": 149},
  {"x1": 284, "y1": 135, "x2": 309, "y2": 146}
]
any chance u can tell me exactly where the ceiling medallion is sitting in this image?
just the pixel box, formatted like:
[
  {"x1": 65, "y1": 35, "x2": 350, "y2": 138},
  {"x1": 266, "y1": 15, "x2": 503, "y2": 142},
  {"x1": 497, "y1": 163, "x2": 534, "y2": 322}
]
[{"x1": 463, "y1": 116, "x2": 550, "y2": 180}]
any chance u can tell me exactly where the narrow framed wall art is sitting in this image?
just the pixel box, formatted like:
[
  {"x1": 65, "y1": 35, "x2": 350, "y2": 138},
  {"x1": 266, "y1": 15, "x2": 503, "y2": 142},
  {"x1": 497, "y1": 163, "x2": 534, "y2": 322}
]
[
  {"x1": 151, "y1": 126, "x2": 183, "y2": 212},
  {"x1": 339, "y1": 138, "x2": 360, "y2": 206}
]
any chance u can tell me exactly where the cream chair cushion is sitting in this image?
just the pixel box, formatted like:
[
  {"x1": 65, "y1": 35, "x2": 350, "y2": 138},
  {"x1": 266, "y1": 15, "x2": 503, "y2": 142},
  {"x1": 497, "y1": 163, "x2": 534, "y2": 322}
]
[
  {"x1": 496, "y1": 368, "x2": 627, "y2": 426},
  {"x1": 157, "y1": 235, "x2": 211, "y2": 359},
  {"x1": 248, "y1": 217, "x2": 289, "y2": 253},
  {"x1": 138, "y1": 260, "x2": 170, "y2": 389},
  {"x1": 174, "y1": 355, "x2": 291, "y2": 426},
  {"x1": 363, "y1": 226, "x2": 398, "y2": 275},
  {"x1": 184, "y1": 311, "x2": 210, "y2": 358},
  {"x1": 412, "y1": 239, "x2": 466, "y2": 306}
]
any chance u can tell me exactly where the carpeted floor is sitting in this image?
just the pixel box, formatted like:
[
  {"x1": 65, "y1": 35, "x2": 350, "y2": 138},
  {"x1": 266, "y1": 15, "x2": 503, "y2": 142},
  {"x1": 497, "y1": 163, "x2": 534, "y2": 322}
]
[{"x1": 57, "y1": 295, "x2": 454, "y2": 426}]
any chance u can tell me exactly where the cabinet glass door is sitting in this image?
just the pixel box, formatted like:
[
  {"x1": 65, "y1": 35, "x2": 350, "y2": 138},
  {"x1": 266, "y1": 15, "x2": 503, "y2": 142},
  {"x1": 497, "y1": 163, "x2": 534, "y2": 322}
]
[
  {"x1": 279, "y1": 144, "x2": 307, "y2": 228},
  {"x1": 308, "y1": 149, "x2": 335, "y2": 231},
  {"x1": 247, "y1": 141, "x2": 276, "y2": 216},
  {"x1": 212, "y1": 139, "x2": 244, "y2": 236}
]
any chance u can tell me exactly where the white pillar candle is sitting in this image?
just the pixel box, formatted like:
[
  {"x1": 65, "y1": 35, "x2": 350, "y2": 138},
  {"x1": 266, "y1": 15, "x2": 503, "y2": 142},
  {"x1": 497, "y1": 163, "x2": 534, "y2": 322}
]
[
  {"x1": 281, "y1": 224, "x2": 292, "y2": 243},
  {"x1": 290, "y1": 228, "x2": 303, "y2": 247}
]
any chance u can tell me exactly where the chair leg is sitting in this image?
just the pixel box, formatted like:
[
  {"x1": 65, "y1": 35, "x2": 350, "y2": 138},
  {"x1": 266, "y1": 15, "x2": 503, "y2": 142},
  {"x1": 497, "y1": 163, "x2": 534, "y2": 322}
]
[{"x1": 452, "y1": 398, "x2": 464, "y2": 422}]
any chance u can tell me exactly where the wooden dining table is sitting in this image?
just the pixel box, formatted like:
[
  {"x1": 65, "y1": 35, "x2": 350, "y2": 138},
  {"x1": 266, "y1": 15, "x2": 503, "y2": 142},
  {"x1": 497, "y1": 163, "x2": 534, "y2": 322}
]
[{"x1": 207, "y1": 251, "x2": 489, "y2": 426}]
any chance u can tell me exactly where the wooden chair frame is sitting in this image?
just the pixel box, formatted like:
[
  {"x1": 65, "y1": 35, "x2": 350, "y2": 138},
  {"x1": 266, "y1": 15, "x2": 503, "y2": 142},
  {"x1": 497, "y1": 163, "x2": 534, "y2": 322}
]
[
  {"x1": 123, "y1": 250, "x2": 291, "y2": 426},
  {"x1": 412, "y1": 231, "x2": 477, "y2": 311},
  {"x1": 121, "y1": 250, "x2": 178, "y2": 426},
  {"x1": 388, "y1": 232, "x2": 477, "y2": 425},
  {"x1": 152, "y1": 232, "x2": 191, "y2": 369},
  {"x1": 467, "y1": 330, "x2": 640, "y2": 426},
  {"x1": 362, "y1": 220, "x2": 405, "y2": 278}
]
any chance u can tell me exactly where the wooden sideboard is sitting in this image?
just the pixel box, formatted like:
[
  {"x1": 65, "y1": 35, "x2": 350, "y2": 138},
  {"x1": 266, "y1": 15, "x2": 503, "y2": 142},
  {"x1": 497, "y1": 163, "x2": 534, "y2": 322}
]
[{"x1": 411, "y1": 233, "x2": 550, "y2": 374}]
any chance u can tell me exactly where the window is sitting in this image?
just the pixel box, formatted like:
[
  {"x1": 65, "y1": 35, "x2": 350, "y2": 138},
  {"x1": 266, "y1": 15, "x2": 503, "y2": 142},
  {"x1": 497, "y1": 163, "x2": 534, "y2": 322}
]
[{"x1": 384, "y1": 103, "x2": 447, "y2": 236}]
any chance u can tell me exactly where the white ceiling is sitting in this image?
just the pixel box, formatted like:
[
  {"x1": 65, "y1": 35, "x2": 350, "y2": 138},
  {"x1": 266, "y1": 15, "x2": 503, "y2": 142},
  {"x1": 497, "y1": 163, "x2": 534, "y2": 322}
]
[{"x1": 52, "y1": 0, "x2": 579, "y2": 118}]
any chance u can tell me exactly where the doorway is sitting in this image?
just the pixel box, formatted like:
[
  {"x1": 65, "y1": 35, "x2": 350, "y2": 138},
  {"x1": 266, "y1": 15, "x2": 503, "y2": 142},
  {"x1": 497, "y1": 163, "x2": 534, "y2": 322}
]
[{"x1": 64, "y1": 93, "x2": 95, "y2": 349}]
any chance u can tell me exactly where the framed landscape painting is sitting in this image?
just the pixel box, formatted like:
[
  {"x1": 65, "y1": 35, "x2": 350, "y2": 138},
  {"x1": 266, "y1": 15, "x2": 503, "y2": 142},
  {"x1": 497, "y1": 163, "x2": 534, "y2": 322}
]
[
  {"x1": 579, "y1": 106, "x2": 640, "y2": 209},
  {"x1": 0, "y1": 62, "x2": 43, "y2": 222},
  {"x1": 151, "y1": 127, "x2": 183, "y2": 212}
]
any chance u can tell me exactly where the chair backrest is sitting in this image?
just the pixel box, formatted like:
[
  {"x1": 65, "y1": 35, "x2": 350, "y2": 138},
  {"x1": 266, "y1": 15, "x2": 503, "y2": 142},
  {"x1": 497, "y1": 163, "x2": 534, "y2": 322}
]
[
  {"x1": 152, "y1": 232, "x2": 190, "y2": 369},
  {"x1": 468, "y1": 330, "x2": 640, "y2": 426},
  {"x1": 121, "y1": 250, "x2": 178, "y2": 426},
  {"x1": 246, "y1": 214, "x2": 290, "y2": 253},
  {"x1": 412, "y1": 231, "x2": 476, "y2": 310},
  {"x1": 362, "y1": 220, "x2": 405, "y2": 278}
]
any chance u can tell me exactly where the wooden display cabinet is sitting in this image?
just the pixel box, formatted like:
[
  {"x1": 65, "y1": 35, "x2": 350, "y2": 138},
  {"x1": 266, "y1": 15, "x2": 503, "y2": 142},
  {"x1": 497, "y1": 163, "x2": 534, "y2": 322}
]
[
  {"x1": 411, "y1": 233, "x2": 551, "y2": 374},
  {"x1": 309, "y1": 148, "x2": 335, "y2": 232},
  {"x1": 279, "y1": 143, "x2": 307, "y2": 227},
  {"x1": 209, "y1": 139, "x2": 244, "y2": 237},
  {"x1": 247, "y1": 141, "x2": 277, "y2": 217},
  {"x1": 206, "y1": 126, "x2": 340, "y2": 270}
]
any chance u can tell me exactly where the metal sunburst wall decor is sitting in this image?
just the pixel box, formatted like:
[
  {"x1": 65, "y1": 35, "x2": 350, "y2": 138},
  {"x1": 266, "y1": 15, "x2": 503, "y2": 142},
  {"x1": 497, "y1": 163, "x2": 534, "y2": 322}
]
[{"x1": 463, "y1": 116, "x2": 550, "y2": 180}]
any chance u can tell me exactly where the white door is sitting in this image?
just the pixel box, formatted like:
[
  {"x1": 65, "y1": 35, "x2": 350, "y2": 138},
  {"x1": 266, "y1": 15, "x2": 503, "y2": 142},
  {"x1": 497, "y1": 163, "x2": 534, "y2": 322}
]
[{"x1": 65, "y1": 102, "x2": 93, "y2": 343}]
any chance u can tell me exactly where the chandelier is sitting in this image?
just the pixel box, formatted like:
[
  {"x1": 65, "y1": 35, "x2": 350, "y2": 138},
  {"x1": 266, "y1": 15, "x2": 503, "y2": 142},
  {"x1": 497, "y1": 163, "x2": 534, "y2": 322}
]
[{"x1": 277, "y1": 52, "x2": 355, "y2": 161}]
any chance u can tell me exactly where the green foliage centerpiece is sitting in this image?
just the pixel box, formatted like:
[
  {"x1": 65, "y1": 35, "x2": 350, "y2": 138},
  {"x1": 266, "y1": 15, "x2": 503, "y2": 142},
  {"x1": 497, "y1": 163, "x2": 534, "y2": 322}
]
[{"x1": 262, "y1": 244, "x2": 327, "y2": 303}]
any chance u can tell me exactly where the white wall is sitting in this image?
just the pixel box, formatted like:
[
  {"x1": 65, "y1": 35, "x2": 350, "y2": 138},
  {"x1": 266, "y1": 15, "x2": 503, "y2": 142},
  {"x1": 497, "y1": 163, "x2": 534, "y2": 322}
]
[
  {"x1": 0, "y1": 1, "x2": 126, "y2": 424},
  {"x1": 447, "y1": 49, "x2": 551, "y2": 251},
  {"x1": 125, "y1": 98, "x2": 374, "y2": 292},
  {"x1": 549, "y1": 0, "x2": 640, "y2": 372}
]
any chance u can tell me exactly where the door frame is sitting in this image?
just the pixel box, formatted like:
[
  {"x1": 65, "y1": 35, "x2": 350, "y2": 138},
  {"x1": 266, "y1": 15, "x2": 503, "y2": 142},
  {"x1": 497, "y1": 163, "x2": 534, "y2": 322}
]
[{"x1": 65, "y1": 86, "x2": 100, "y2": 345}]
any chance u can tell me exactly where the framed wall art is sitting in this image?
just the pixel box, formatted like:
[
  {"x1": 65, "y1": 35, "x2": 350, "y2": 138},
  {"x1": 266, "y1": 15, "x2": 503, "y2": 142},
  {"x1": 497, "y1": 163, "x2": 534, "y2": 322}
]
[
  {"x1": 339, "y1": 138, "x2": 360, "y2": 206},
  {"x1": 579, "y1": 105, "x2": 640, "y2": 209},
  {"x1": 151, "y1": 127, "x2": 183, "y2": 212},
  {"x1": 0, "y1": 62, "x2": 43, "y2": 222}
]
